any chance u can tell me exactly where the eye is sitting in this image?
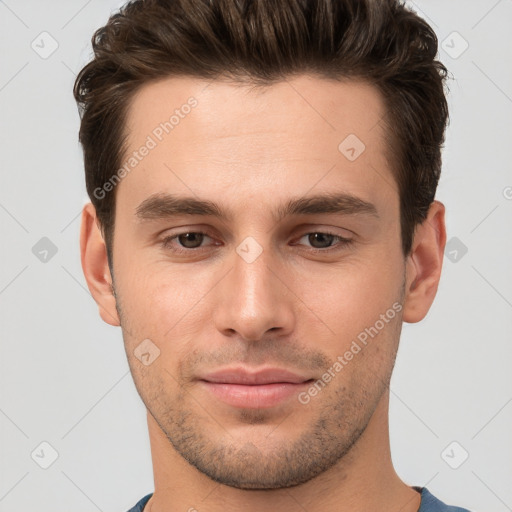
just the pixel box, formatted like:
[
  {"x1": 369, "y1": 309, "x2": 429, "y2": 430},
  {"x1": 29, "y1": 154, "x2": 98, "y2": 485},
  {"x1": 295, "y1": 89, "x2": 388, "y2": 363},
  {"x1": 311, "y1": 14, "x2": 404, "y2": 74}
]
[
  {"x1": 296, "y1": 231, "x2": 354, "y2": 252},
  {"x1": 161, "y1": 231, "x2": 214, "y2": 253},
  {"x1": 159, "y1": 230, "x2": 354, "y2": 255}
]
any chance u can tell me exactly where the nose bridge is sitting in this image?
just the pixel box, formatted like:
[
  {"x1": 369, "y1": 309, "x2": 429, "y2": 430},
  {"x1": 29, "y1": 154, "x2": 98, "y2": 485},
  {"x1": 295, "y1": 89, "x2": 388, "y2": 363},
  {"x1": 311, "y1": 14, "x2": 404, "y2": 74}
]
[
  {"x1": 213, "y1": 235, "x2": 295, "y2": 341},
  {"x1": 234, "y1": 236, "x2": 275, "y2": 305}
]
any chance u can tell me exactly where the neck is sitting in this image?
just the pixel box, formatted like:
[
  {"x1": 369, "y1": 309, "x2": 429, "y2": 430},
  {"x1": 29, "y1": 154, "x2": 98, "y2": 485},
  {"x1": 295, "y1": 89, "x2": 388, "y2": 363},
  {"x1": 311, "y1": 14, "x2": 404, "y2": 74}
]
[{"x1": 145, "y1": 389, "x2": 421, "y2": 512}]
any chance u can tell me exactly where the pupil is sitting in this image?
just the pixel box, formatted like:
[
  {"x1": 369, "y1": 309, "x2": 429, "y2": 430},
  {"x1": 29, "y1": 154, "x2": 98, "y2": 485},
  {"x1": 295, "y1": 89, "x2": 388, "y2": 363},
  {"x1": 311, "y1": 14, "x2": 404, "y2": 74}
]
[{"x1": 309, "y1": 233, "x2": 334, "y2": 248}]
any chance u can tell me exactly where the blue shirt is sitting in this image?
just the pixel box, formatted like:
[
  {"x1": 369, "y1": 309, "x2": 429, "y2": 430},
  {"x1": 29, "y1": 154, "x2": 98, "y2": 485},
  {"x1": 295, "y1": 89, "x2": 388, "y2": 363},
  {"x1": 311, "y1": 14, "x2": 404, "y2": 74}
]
[{"x1": 126, "y1": 486, "x2": 472, "y2": 511}]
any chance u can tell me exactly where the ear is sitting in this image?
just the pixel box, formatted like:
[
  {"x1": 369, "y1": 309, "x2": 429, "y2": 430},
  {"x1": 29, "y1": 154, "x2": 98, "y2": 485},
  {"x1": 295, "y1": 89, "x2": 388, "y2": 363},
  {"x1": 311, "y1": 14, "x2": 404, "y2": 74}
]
[
  {"x1": 402, "y1": 200, "x2": 447, "y2": 323},
  {"x1": 80, "y1": 202, "x2": 120, "y2": 327}
]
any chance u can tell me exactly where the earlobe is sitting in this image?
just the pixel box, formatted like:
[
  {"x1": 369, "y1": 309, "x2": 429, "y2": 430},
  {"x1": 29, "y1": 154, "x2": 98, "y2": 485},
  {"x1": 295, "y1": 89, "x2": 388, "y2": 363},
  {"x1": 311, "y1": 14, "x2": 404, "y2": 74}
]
[
  {"x1": 80, "y1": 202, "x2": 120, "y2": 327},
  {"x1": 402, "y1": 200, "x2": 447, "y2": 323}
]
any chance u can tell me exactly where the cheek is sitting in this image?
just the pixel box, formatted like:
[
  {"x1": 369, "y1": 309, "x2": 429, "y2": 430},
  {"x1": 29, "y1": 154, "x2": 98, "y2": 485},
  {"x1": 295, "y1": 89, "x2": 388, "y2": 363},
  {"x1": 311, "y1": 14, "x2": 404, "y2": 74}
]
[
  {"x1": 116, "y1": 265, "x2": 211, "y2": 358},
  {"x1": 292, "y1": 253, "x2": 404, "y2": 345},
  {"x1": 118, "y1": 260, "x2": 189, "y2": 317}
]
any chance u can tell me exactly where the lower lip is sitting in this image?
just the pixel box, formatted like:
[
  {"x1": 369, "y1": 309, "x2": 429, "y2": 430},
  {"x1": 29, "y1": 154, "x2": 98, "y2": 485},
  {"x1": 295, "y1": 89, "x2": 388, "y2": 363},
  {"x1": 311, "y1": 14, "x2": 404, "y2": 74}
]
[{"x1": 199, "y1": 381, "x2": 312, "y2": 408}]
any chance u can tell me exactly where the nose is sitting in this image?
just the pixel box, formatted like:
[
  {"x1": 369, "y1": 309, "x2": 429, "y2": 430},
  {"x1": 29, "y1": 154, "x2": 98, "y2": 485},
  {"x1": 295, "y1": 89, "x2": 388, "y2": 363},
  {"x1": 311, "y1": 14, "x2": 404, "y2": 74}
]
[{"x1": 212, "y1": 239, "x2": 296, "y2": 342}]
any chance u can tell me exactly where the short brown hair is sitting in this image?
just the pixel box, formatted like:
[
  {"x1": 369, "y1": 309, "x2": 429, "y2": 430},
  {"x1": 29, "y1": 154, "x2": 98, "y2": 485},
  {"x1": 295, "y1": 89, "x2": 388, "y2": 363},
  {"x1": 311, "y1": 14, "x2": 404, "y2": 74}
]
[{"x1": 74, "y1": 0, "x2": 449, "y2": 267}]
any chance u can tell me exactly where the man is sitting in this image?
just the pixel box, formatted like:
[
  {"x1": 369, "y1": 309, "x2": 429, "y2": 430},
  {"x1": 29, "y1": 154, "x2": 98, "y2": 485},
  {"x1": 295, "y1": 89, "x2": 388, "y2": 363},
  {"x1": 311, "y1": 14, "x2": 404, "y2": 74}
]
[{"x1": 75, "y1": 0, "x2": 472, "y2": 510}]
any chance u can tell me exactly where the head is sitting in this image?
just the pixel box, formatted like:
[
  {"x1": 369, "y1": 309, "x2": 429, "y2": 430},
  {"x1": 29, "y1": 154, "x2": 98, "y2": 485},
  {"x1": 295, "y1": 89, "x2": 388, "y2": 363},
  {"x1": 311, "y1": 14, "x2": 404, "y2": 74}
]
[{"x1": 77, "y1": 0, "x2": 448, "y2": 490}]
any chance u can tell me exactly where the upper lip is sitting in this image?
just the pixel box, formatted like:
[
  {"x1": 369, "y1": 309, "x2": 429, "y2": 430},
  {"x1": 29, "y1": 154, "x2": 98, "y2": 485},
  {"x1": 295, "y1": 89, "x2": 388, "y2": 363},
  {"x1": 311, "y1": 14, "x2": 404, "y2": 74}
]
[{"x1": 199, "y1": 367, "x2": 313, "y2": 385}]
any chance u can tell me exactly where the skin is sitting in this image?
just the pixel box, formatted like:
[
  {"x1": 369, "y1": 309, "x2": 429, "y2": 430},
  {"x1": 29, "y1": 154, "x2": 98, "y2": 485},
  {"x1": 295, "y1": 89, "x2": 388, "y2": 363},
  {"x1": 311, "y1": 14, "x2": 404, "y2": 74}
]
[{"x1": 81, "y1": 75, "x2": 446, "y2": 512}]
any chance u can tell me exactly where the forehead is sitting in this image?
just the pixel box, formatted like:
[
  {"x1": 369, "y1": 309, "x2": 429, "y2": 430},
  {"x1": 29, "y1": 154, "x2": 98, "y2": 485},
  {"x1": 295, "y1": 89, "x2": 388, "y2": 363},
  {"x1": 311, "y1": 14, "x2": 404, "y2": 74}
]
[
  {"x1": 117, "y1": 74, "x2": 396, "y2": 220},
  {"x1": 124, "y1": 74, "x2": 387, "y2": 149}
]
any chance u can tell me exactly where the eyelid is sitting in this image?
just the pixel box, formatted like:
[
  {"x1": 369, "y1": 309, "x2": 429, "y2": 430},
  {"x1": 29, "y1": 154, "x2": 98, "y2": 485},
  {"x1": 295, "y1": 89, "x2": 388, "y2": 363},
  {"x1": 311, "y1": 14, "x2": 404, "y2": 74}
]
[{"x1": 292, "y1": 223, "x2": 355, "y2": 238}]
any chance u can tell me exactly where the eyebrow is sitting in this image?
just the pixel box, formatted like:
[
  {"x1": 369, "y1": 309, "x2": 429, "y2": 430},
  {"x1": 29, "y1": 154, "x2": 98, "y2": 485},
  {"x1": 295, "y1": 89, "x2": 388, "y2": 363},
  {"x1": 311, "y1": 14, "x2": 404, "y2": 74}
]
[{"x1": 135, "y1": 192, "x2": 379, "y2": 223}]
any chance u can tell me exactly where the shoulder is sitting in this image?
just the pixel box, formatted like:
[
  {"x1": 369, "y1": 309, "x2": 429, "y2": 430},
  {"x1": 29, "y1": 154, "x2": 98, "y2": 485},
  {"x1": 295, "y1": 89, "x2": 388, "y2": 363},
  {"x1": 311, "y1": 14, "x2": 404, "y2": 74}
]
[
  {"x1": 125, "y1": 492, "x2": 153, "y2": 512},
  {"x1": 418, "y1": 487, "x2": 473, "y2": 512},
  {"x1": 125, "y1": 488, "x2": 474, "y2": 512}
]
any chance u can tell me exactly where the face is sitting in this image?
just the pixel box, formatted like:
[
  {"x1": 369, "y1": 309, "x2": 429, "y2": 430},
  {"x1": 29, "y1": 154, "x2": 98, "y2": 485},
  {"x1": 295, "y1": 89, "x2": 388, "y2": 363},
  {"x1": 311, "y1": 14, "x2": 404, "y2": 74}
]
[{"x1": 109, "y1": 75, "x2": 407, "y2": 489}]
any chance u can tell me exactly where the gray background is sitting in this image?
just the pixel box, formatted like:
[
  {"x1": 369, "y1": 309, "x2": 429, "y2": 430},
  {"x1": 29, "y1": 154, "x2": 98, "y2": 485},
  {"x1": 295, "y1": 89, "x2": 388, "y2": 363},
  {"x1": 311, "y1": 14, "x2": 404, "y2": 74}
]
[{"x1": 1, "y1": 1, "x2": 511, "y2": 511}]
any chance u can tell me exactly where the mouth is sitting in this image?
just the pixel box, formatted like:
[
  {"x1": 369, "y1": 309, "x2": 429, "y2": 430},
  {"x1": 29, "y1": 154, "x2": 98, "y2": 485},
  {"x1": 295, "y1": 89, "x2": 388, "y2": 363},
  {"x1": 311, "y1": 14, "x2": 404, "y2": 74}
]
[{"x1": 198, "y1": 367, "x2": 315, "y2": 409}]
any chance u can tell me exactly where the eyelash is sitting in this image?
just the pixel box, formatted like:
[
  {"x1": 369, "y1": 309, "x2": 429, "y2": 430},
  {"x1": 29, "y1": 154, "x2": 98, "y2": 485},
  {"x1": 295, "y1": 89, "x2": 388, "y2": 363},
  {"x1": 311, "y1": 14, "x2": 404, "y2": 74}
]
[{"x1": 160, "y1": 230, "x2": 354, "y2": 255}]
